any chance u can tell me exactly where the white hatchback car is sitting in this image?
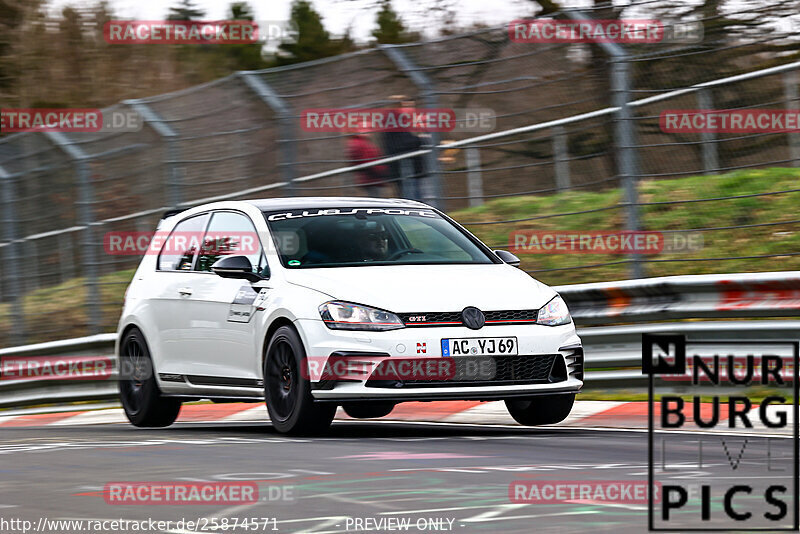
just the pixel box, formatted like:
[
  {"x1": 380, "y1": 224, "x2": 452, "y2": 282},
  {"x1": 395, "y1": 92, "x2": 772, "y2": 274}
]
[{"x1": 117, "y1": 197, "x2": 583, "y2": 434}]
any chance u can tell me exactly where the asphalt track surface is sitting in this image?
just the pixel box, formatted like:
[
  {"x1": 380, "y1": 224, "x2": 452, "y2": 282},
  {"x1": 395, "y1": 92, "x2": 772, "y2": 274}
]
[{"x1": 1, "y1": 417, "x2": 794, "y2": 534}]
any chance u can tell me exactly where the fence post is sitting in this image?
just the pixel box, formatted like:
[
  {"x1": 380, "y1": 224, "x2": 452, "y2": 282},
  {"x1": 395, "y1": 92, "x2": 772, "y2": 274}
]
[
  {"x1": 697, "y1": 88, "x2": 719, "y2": 174},
  {"x1": 0, "y1": 166, "x2": 26, "y2": 345},
  {"x1": 124, "y1": 100, "x2": 183, "y2": 207},
  {"x1": 238, "y1": 72, "x2": 297, "y2": 197},
  {"x1": 465, "y1": 147, "x2": 484, "y2": 207},
  {"x1": 59, "y1": 231, "x2": 75, "y2": 283},
  {"x1": 380, "y1": 44, "x2": 443, "y2": 210},
  {"x1": 25, "y1": 240, "x2": 39, "y2": 291},
  {"x1": 44, "y1": 132, "x2": 102, "y2": 335},
  {"x1": 553, "y1": 126, "x2": 570, "y2": 192},
  {"x1": 784, "y1": 70, "x2": 800, "y2": 167},
  {"x1": 612, "y1": 58, "x2": 644, "y2": 279},
  {"x1": 399, "y1": 159, "x2": 413, "y2": 199}
]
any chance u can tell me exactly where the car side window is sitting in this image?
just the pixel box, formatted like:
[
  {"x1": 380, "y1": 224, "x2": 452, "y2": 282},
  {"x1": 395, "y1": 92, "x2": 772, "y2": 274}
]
[
  {"x1": 196, "y1": 211, "x2": 268, "y2": 276},
  {"x1": 157, "y1": 213, "x2": 209, "y2": 271}
]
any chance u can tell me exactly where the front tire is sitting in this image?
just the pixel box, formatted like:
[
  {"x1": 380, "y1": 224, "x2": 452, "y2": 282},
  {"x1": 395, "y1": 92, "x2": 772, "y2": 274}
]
[
  {"x1": 264, "y1": 326, "x2": 336, "y2": 435},
  {"x1": 342, "y1": 402, "x2": 395, "y2": 419},
  {"x1": 119, "y1": 328, "x2": 181, "y2": 427},
  {"x1": 505, "y1": 394, "x2": 575, "y2": 426}
]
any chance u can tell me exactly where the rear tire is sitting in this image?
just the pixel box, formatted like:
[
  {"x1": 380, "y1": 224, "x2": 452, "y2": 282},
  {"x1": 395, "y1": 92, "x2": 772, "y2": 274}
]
[
  {"x1": 119, "y1": 328, "x2": 181, "y2": 427},
  {"x1": 505, "y1": 394, "x2": 575, "y2": 426},
  {"x1": 342, "y1": 402, "x2": 395, "y2": 419},
  {"x1": 264, "y1": 326, "x2": 336, "y2": 435}
]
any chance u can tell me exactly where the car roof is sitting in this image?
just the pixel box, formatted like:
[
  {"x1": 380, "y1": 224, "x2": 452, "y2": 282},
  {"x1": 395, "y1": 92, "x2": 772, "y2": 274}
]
[{"x1": 243, "y1": 197, "x2": 432, "y2": 211}]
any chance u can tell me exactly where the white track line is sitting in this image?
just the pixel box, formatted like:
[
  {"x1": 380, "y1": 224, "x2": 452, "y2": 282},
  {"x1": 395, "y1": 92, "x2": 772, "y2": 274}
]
[{"x1": 51, "y1": 409, "x2": 127, "y2": 426}]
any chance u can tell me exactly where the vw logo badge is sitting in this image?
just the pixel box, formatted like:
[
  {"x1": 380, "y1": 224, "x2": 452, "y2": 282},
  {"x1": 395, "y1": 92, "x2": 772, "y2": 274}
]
[{"x1": 461, "y1": 306, "x2": 485, "y2": 330}]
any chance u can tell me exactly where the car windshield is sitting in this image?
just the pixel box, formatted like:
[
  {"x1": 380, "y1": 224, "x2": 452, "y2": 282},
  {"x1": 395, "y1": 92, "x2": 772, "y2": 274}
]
[{"x1": 263, "y1": 207, "x2": 496, "y2": 268}]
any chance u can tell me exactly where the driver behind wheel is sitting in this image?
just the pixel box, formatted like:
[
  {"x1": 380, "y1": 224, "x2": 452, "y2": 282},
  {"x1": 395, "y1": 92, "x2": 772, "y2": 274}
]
[{"x1": 358, "y1": 221, "x2": 390, "y2": 261}]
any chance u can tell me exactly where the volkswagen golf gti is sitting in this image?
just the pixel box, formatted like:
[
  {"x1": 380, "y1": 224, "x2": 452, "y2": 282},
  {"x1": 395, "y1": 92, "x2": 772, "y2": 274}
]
[{"x1": 116, "y1": 197, "x2": 583, "y2": 434}]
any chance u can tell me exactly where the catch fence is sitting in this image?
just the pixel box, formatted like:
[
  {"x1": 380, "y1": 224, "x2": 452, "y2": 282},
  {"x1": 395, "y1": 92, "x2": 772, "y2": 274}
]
[{"x1": 1, "y1": 3, "x2": 798, "y2": 345}]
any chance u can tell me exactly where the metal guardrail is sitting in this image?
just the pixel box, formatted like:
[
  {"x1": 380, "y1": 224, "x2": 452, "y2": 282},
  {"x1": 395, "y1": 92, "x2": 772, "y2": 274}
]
[
  {"x1": 582, "y1": 320, "x2": 800, "y2": 388},
  {"x1": 1, "y1": 272, "x2": 800, "y2": 410},
  {"x1": 558, "y1": 271, "x2": 800, "y2": 324},
  {"x1": 0, "y1": 334, "x2": 118, "y2": 409}
]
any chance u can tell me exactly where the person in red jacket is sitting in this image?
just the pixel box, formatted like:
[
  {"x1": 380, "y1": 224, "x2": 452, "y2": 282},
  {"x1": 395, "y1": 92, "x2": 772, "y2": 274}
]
[{"x1": 347, "y1": 127, "x2": 389, "y2": 198}]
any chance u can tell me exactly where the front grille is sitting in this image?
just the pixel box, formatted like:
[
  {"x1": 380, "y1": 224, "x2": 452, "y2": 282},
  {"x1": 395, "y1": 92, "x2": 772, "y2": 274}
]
[
  {"x1": 400, "y1": 309, "x2": 539, "y2": 327},
  {"x1": 485, "y1": 310, "x2": 539, "y2": 323},
  {"x1": 365, "y1": 354, "x2": 561, "y2": 388},
  {"x1": 400, "y1": 311, "x2": 462, "y2": 326}
]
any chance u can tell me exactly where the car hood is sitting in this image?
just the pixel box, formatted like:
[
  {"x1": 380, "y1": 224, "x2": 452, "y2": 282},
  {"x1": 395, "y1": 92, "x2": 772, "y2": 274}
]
[{"x1": 283, "y1": 264, "x2": 557, "y2": 312}]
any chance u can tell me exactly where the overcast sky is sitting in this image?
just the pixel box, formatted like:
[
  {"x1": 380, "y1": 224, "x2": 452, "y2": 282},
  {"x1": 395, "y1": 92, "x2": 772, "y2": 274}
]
[{"x1": 49, "y1": 0, "x2": 543, "y2": 42}]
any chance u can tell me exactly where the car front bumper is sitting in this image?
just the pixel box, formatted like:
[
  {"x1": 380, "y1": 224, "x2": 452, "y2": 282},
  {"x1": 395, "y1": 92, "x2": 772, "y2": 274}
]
[{"x1": 295, "y1": 318, "x2": 583, "y2": 402}]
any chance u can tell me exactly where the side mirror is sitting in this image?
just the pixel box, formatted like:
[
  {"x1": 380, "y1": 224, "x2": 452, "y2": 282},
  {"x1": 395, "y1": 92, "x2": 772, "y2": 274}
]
[
  {"x1": 211, "y1": 255, "x2": 264, "y2": 283},
  {"x1": 494, "y1": 249, "x2": 521, "y2": 268}
]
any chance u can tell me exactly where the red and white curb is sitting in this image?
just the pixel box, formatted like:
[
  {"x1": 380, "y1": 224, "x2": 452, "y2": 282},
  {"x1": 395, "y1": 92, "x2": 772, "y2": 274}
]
[{"x1": 0, "y1": 400, "x2": 791, "y2": 434}]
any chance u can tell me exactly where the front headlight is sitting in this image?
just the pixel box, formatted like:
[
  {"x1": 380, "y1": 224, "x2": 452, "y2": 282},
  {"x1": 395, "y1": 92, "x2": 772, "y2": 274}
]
[
  {"x1": 537, "y1": 295, "x2": 571, "y2": 326},
  {"x1": 319, "y1": 301, "x2": 405, "y2": 331}
]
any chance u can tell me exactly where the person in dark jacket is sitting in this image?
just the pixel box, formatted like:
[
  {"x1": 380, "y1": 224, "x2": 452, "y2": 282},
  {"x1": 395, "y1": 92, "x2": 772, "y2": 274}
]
[
  {"x1": 346, "y1": 126, "x2": 389, "y2": 198},
  {"x1": 381, "y1": 95, "x2": 426, "y2": 200}
]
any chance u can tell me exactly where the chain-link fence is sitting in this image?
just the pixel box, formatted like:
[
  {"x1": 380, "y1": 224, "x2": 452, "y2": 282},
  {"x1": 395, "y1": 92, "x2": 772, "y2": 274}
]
[{"x1": 1, "y1": 3, "x2": 799, "y2": 347}]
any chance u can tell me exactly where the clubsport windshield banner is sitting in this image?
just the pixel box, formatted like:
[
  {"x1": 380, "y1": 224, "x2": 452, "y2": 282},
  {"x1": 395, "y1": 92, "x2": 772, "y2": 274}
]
[{"x1": 265, "y1": 208, "x2": 438, "y2": 221}]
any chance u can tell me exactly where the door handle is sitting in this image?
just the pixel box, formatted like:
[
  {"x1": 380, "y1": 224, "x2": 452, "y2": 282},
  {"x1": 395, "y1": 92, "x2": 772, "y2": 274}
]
[{"x1": 178, "y1": 287, "x2": 193, "y2": 296}]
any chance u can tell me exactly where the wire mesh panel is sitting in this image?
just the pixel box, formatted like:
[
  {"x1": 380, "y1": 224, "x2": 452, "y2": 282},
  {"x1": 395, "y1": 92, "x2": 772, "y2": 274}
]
[
  {"x1": 0, "y1": 134, "x2": 76, "y2": 238},
  {"x1": 621, "y1": 12, "x2": 800, "y2": 280},
  {"x1": 140, "y1": 76, "x2": 280, "y2": 203},
  {"x1": 256, "y1": 49, "x2": 416, "y2": 197},
  {"x1": 0, "y1": 133, "x2": 79, "y2": 345},
  {"x1": 400, "y1": 28, "x2": 608, "y2": 130}
]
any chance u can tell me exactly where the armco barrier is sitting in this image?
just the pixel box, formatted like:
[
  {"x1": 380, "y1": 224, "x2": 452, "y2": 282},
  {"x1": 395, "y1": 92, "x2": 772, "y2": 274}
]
[
  {"x1": 2, "y1": 272, "x2": 800, "y2": 410},
  {"x1": 582, "y1": 320, "x2": 800, "y2": 388},
  {"x1": 557, "y1": 271, "x2": 800, "y2": 324},
  {"x1": 0, "y1": 334, "x2": 118, "y2": 409}
]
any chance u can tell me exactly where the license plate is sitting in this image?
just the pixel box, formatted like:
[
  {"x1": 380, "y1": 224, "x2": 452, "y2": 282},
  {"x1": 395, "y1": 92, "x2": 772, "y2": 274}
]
[{"x1": 441, "y1": 337, "x2": 518, "y2": 357}]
